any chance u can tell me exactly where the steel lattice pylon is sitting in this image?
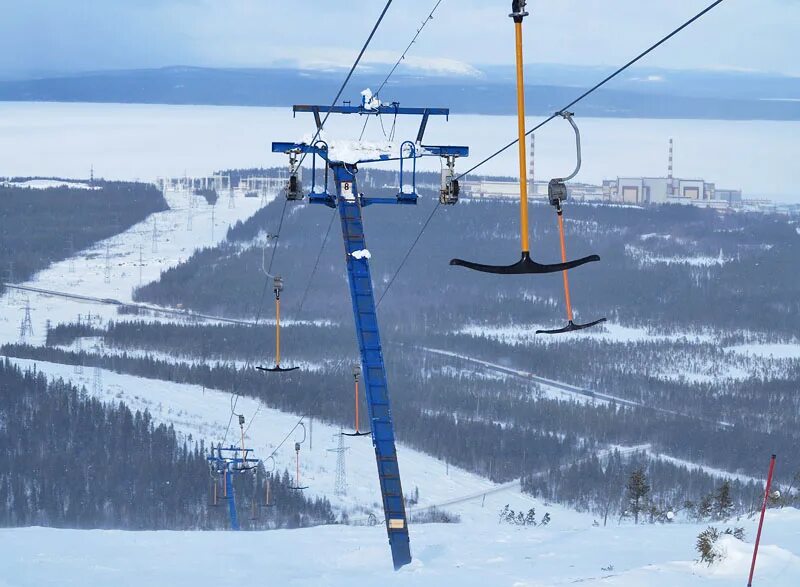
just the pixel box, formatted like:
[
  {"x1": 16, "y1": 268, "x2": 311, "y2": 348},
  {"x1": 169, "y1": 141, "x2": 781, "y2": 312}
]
[{"x1": 328, "y1": 431, "x2": 349, "y2": 496}]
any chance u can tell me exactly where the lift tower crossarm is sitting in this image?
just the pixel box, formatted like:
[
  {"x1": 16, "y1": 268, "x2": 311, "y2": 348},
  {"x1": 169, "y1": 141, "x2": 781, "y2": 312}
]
[
  {"x1": 293, "y1": 104, "x2": 449, "y2": 117},
  {"x1": 293, "y1": 103, "x2": 450, "y2": 144}
]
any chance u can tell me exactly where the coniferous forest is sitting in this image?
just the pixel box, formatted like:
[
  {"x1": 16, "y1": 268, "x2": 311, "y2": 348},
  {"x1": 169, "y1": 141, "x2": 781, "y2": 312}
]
[
  {"x1": 3, "y1": 171, "x2": 799, "y2": 530},
  {"x1": 0, "y1": 180, "x2": 168, "y2": 295},
  {"x1": 0, "y1": 359, "x2": 333, "y2": 530}
]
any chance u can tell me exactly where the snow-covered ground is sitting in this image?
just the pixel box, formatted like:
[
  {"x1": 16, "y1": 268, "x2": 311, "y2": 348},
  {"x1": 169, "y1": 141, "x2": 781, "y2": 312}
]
[
  {"x1": 3, "y1": 356, "x2": 798, "y2": 585},
  {"x1": 455, "y1": 321, "x2": 716, "y2": 347},
  {"x1": 4, "y1": 357, "x2": 563, "y2": 524},
  {"x1": 2, "y1": 178, "x2": 99, "y2": 190},
  {"x1": 0, "y1": 187, "x2": 266, "y2": 347},
  {"x1": 727, "y1": 342, "x2": 800, "y2": 360},
  {"x1": 625, "y1": 244, "x2": 729, "y2": 267},
  {"x1": 1, "y1": 508, "x2": 798, "y2": 586},
  {"x1": 1, "y1": 101, "x2": 799, "y2": 202}
]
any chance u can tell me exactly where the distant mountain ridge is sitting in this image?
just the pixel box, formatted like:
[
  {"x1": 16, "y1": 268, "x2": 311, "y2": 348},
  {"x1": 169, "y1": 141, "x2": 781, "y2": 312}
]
[{"x1": 0, "y1": 65, "x2": 798, "y2": 120}]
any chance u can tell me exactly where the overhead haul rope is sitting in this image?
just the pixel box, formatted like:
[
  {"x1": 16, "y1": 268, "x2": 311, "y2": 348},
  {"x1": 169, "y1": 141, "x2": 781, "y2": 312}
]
[
  {"x1": 455, "y1": 0, "x2": 727, "y2": 181},
  {"x1": 255, "y1": 0, "x2": 396, "y2": 454},
  {"x1": 298, "y1": 0, "x2": 394, "y2": 169},
  {"x1": 373, "y1": 0, "x2": 729, "y2": 307},
  {"x1": 296, "y1": 209, "x2": 338, "y2": 315},
  {"x1": 360, "y1": 0, "x2": 446, "y2": 140},
  {"x1": 223, "y1": 199, "x2": 290, "y2": 443}
]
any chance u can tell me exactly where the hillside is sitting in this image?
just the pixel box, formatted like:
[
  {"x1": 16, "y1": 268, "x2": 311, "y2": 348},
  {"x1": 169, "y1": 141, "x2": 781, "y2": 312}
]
[{"x1": 1, "y1": 66, "x2": 799, "y2": 120}]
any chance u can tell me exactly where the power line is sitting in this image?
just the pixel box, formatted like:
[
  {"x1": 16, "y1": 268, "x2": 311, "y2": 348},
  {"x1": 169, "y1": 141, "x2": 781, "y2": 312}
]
[
  {"x1": 223, "y1": 199, "x2": 290, "y2": 444},
  {"x1": 374, "y1": 0, "x2": 729, "y2": 312},
  {"x1": 297, "y1": 209, "x2": 337, "y2": 315},
  {"x1": 456, "y1": 0, "x2": 727, "y2": 180},
  {"x1": 298, "y1": 0, "x2": 394, "y2": 168},
  {"x1": 375, "y1": 0, "x2": 444, "y2": 98},
  {"x1": 255, "y1": 1, "x2": 398, "y2": 456},
  {"x1": 257, "y1": 0, "x2": 727, "y2": 467},
  {"x1": 376, "y1": 201, "x2": 441, "y2": 309},
  {"x1": 360, "y1": 0, "x2": 446, "y2": 141},
  {"x1": 266, "y1": 198, "x2": 289, "y2": 277}
]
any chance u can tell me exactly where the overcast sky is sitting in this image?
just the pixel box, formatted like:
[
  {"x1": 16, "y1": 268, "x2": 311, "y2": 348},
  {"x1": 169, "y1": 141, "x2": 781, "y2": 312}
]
[{"x1": 2, "y1": 0, "x2": 799, "y2": 78}]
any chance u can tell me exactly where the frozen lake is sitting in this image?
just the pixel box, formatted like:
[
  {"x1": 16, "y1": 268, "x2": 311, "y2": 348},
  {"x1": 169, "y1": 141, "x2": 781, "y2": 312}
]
[{"x1": 0, "y1": 101, "x2": 797, "y2": 202}]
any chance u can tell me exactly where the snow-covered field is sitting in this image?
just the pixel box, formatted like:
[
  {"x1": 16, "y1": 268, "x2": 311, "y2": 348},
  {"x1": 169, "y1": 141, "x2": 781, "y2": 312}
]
[
  {"x1": 456, "y1": 321, "x2": 717, "y2": 347},
  {"x1": 3, "y1": 355, "x2": 799, "y2": 585},
  {"x1": 0, "y1": 187, "x2": 266, "y2": 347},
  {"x1": 1, "y1": 101, "x2": 799, "y2": 202},
  {"x1": 1, "y1": 508, "x2": 798, "y2": 586}
]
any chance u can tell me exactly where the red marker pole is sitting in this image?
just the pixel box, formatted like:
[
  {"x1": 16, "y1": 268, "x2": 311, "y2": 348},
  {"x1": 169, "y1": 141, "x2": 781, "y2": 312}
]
[{"x1": 747, "y1": 454, "x2": 777, "y2": 586}]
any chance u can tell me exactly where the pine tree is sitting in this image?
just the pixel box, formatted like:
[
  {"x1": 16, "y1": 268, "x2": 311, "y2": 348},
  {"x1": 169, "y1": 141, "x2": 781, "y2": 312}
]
[
  {"x1": 714, "y1": 481, "x2": 734, "y2": 520},
  {"x1": 626, "y1": 467, "x2": 650, "y2": 524},
  {"x1": 697, "y1": 493, "x2": 714, "y2": 520},
  {"x1": 696, "y1": 526, "x2": 722, "y2": 565}
]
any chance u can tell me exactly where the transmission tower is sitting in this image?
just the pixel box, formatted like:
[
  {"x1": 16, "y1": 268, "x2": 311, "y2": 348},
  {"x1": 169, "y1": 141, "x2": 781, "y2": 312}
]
[
  {"x1": 104, "y1": 243, "x2": 111, "y2": 284},
  {"x1": 19, "y1": 297, "x2": 33, "y2": 342},
  {"x1": 187, "y1": 201, "x2": 193, "y2": 231},
  {"x1": 151, "y1": 217, "x2": 159, "y2": 253},
  {"x1": 210, "y1": 204, "x2": 216, "y2": 242},
  {"x1": 228, "y1": 182, "x2": 235, "y2": 209},
  {"x1": 138, "y1": 243, "x2": 144, "y2": 285},
  {"x1": 327, "y1": 430, "x2": 349, "y2": 497},
  {"x1": 91, "y1": 341, "x2": 103, "y2": 394},
  {"x1": 66, "y1": 236, "x2": 76, "y2": 273}
]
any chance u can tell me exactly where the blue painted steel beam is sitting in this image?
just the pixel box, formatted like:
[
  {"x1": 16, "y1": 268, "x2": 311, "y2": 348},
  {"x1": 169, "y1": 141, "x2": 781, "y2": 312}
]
[
  {"x1": 293, "y1": 104, "x2": 449, "y2": 117},
  {"x1": 226, "y1": 470, "x2": 240, "y2": 531},
  {"x1": 331, "y1": 163, "x2": 412, "y2": 570},
  {"x1": 421, "y1": 145, "x2": 470, "y2": 157}
]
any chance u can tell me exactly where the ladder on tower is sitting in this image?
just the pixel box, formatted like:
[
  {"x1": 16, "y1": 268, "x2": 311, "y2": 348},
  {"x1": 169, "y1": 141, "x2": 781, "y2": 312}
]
[
  {"x1": 273, "y1": 99, "x2": 467, "y2": 571},
  {"x1": 337, "y1": 178, "x2": 411, "y2": 567}
]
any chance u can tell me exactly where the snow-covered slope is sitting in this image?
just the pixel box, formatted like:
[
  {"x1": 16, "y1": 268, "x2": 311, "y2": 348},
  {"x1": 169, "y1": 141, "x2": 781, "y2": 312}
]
[
  {"x1": 4, "y1": 357, "x2": 579, "y2": 526},
  {"x1": 1, "y1": 508, "x2": 798, "y2": 586}
]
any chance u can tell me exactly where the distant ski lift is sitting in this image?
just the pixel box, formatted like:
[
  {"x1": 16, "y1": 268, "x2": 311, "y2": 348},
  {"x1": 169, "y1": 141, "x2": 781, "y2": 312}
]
[
  {"x1": 342, "y1": 364, "x2": 371, "y2": 437},
  {"x1": 289, "y1": 423, "x2": 309, "y2": 490}
]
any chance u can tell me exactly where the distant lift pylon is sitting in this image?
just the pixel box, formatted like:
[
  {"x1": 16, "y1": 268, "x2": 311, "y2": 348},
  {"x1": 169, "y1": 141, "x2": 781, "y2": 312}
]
[
  {"x1": 342, "y1": 364, "x2": 371, "y2": 437},
  {"x1": 273, "y1": 100, "x2": 468, "y2": 570}
]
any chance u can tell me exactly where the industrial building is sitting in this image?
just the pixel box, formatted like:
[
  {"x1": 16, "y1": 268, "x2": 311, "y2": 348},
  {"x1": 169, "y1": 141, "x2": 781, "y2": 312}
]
[
  {"x1": 602, "y1": 139, "x2": 742, "y2": 208},
  {"x1": 460, "y1": 136, "x2": 742, "y2": 209}
]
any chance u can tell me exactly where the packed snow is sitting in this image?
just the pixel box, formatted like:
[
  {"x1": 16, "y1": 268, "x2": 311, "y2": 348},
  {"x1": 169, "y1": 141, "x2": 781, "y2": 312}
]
[
  {"x1": 3, "y1": 358, "x2": 798, "y2": 586},
  {"x1": 1, "y1": 508, "x2": 797, "y2": 586},
  {"x1": 351, "y1": 249, "x2": 372, "y2": 260}
]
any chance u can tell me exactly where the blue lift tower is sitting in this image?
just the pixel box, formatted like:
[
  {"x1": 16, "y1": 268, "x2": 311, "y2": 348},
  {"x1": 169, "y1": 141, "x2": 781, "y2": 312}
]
[
  {"x1": 273, "y1": 100, "x2": 467, "y2": 570},
  {"x1": 208, "y1": 416, "x2": 260, "y2": 531}
]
